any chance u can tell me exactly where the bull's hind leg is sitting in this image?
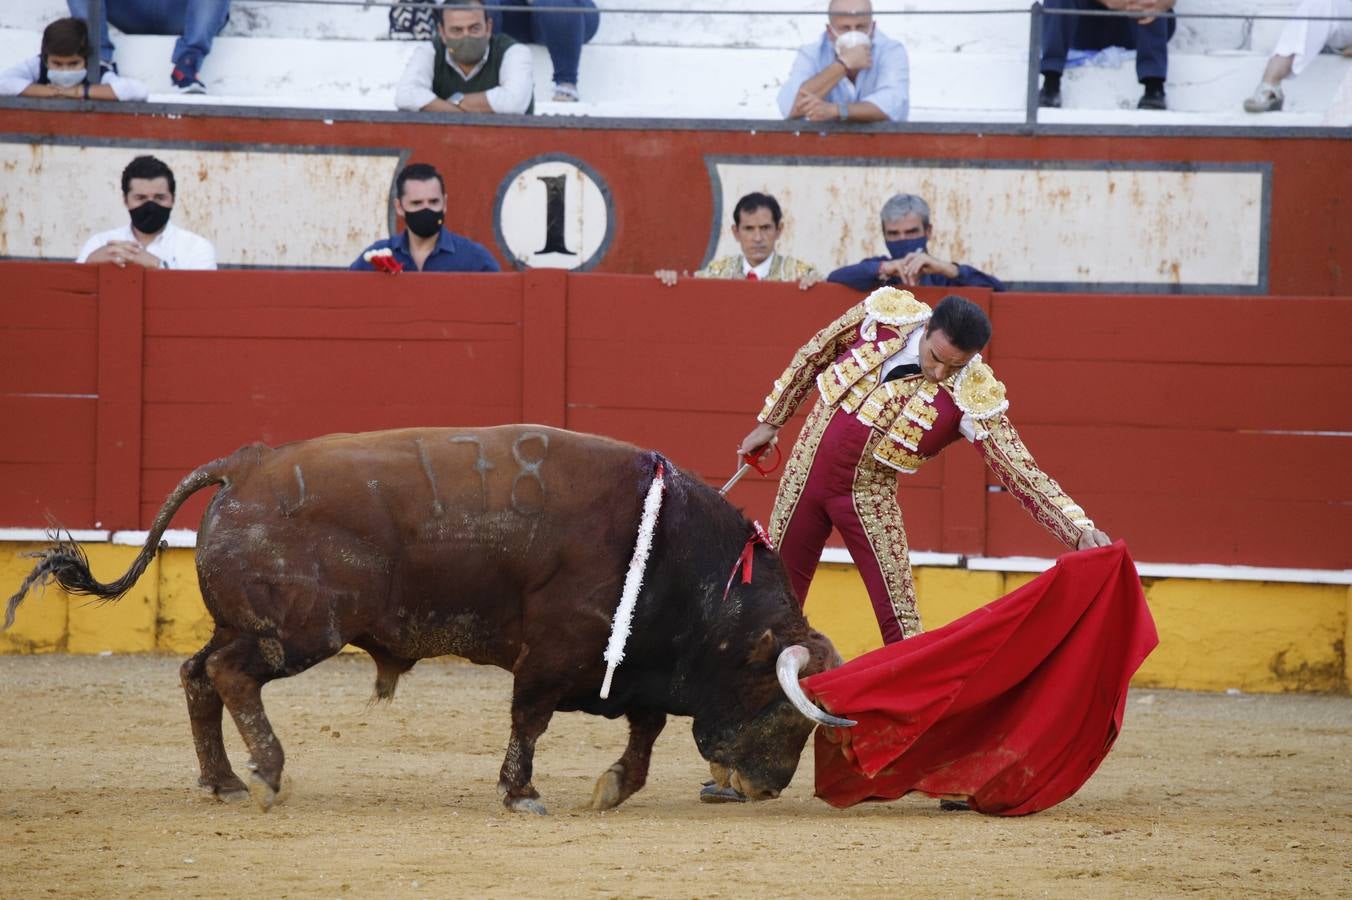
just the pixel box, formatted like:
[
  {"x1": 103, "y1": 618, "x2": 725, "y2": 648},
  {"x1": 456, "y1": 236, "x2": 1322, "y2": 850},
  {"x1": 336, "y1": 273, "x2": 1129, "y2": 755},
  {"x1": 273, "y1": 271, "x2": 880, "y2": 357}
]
[
  {"x1": 205, "y1": 634, "x2": 311, "y2": 812},
  {"x1": 589, "y1": 708, "x2": 667, "y2": 811},
  {"x1": 180, "y1": 630, "x2": 249, "y2": 802}
]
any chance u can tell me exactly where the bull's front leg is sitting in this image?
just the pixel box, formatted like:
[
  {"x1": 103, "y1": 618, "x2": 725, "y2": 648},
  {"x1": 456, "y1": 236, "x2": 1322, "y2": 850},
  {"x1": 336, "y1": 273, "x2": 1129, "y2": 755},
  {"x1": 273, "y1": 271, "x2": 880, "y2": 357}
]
[
  {"x1": 589, "y1": 708, "x2": 667, "y2": 811},
  {"x1": 498, "y1": 681, "x2": 558, "y2": 815}
]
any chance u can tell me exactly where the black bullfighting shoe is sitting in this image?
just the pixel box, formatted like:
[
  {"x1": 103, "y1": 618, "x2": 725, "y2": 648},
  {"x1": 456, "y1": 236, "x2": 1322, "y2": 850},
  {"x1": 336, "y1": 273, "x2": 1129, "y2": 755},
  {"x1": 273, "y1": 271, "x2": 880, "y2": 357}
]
[{"x1": 938, "y1": 798, "x2": 972, "y2": 811}]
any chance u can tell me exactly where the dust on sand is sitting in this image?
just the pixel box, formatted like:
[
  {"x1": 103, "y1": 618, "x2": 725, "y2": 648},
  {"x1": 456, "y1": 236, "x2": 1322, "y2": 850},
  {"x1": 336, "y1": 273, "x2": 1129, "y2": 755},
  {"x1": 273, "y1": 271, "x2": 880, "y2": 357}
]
[{"x1": 1, "y1": 654, "x2": 1348, "y2": 898}]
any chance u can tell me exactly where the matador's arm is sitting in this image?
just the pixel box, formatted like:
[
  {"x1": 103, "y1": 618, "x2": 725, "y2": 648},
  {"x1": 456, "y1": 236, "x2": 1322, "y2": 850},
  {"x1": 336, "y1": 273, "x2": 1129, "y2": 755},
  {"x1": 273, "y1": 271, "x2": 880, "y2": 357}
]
[
  {"x1": 975, "y1": 415, "x2": 1096, "y2": 548},
  {"x1": 757, "y1": 302, "x2": 868, "y2": 426}
]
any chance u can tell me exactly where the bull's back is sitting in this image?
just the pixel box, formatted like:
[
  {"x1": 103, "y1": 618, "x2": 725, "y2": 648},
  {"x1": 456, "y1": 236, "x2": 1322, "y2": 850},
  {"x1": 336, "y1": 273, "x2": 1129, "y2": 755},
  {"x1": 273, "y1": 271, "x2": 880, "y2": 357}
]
[{"x1": 194, "y1": 427, "x2": 650, "y2": 660}]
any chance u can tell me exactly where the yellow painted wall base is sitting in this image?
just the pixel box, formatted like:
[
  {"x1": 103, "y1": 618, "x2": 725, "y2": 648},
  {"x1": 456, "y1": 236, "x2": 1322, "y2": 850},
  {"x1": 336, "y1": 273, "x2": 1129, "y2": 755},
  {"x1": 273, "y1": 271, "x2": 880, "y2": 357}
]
[{"x1": 2, "y1": 544, "x2": 1347, "y2": 694}]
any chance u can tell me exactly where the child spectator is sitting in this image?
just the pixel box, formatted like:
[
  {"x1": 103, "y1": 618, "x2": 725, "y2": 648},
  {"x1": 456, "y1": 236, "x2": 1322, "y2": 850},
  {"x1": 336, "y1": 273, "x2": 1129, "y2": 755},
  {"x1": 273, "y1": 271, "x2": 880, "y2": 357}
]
[{"x1": 0, "y1": 17, "x2": 147, "y2": 102}]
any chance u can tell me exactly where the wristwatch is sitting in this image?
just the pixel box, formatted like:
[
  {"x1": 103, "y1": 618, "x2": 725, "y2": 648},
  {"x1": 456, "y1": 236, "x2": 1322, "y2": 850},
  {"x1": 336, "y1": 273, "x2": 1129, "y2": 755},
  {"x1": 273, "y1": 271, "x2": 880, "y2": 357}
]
[
  {"x1": 449, "y1": 92, "x2": 465, "y2": 108},
  {"x1": 837, "y1": 102, "x2": 849, "y2": 121}
]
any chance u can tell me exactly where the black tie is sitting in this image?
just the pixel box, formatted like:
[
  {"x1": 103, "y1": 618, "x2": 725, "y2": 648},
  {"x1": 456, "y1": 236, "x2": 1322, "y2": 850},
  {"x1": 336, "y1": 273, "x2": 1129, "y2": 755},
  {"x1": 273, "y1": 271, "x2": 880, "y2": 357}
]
[{"x1": 883, "y1": 363, "x2": 921, "y2": 382}]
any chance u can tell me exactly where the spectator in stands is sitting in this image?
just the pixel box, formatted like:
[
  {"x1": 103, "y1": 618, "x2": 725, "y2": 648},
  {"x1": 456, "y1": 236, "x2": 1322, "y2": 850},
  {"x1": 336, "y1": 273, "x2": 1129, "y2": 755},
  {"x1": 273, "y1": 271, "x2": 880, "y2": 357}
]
[
  {"x1": 655, "y1": 192, "x2": 821, "y2": 290},
  {"x1": 351, "y1": 162, "x2": 501, "y2": 273},
  {"x1": 77, "y1": 155, "x2": 216, "y2": 270},
  {"x1": 778, "y1": 0, "x2": 910, "y2": 123},
  {"x1": 0, "y1": 17, "x2": 147, "y2": 103},
  {"x1": 489, "y1": 1, "x2": 600, "y2": 103},
  {"x1": 1038, "y1": 0, "x2": 1176, "y2": 111},
  {"x1": 66, "y1": 0, "x2": 231, "y2": 94},
  {"x1": 395, "y1": 0, "x2": 535, "y2": 115},
  {"x1": 827, "y1": 193, "x2": 1004, "y2": 293},
  {"x1": 1243, "y1": 0, "x2": 1352, "y2": 112}
]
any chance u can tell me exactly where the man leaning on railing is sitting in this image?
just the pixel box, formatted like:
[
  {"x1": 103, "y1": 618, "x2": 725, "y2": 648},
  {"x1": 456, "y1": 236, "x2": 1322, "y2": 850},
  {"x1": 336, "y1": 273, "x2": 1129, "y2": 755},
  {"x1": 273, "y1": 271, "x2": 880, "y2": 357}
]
[
  {"x1": 395, "y1": 0, "x2": 535, "y2": 115},
  {"x1": 778, "y1": 0, "x2": 910, "y2": 123}
]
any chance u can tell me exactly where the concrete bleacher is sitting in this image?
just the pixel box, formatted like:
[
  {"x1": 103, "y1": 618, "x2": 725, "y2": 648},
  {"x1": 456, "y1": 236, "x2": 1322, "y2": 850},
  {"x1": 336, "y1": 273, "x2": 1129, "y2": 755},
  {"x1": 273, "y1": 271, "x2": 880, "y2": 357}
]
[{"x1": 2, "y1": 0, "x2": 1349, "y2": 124}]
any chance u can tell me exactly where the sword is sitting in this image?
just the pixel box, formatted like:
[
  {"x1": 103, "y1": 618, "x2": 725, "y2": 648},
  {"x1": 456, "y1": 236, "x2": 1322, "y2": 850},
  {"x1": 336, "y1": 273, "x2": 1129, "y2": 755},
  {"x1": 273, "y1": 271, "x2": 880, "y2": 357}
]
[{"x1": 719, "y1": 440, "x2": 780, "y2": 496}]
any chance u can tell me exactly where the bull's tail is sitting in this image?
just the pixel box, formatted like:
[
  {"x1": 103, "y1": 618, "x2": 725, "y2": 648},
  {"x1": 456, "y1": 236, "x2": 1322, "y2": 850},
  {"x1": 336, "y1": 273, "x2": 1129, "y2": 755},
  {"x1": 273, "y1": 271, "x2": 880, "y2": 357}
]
[{"x1": 3, "y1": 462, "x2": 229, "y2": 630}]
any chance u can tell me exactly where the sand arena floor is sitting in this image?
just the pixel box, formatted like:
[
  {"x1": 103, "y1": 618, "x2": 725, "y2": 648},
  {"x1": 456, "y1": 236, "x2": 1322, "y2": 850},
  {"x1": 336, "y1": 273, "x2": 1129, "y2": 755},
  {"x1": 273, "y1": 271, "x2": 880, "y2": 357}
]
[{"x1": 1, "y1": 654, "x2": 1349, "y2": 898}]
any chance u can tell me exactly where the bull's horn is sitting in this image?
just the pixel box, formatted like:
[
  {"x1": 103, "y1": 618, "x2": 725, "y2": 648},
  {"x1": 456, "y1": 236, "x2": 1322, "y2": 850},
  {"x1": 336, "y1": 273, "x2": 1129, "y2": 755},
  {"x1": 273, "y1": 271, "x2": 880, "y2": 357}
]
[{"x1": 776, "y1": 645, "x2": 856, "y2": 728}]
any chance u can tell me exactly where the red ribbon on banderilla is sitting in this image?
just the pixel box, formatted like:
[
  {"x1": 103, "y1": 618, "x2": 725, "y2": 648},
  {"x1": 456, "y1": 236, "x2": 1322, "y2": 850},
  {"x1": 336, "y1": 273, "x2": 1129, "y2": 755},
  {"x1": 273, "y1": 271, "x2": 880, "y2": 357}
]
[{"x1": 723, "y1": 520, "x2": 775, "y2": 601}]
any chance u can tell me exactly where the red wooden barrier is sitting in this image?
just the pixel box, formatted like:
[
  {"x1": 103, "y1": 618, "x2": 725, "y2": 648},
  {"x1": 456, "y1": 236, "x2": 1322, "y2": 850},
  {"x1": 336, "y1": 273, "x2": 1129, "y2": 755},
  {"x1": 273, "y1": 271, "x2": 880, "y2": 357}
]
[{"x1": 2, "y1": 262, "x2": 1348, "y2": 570}]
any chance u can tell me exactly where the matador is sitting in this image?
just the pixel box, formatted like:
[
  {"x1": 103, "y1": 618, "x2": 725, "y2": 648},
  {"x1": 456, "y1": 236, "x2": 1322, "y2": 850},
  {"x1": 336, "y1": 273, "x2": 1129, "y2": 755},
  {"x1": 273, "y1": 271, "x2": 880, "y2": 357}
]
[{"x1": 738, "y1": 288, "x2": 1112, "y2": 644}]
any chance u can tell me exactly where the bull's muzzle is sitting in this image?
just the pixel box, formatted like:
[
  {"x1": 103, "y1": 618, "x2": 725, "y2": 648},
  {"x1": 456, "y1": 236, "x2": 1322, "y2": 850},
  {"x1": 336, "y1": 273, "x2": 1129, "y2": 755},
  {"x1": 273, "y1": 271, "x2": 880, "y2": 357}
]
[{"x1": 776, "y1": 645, "x2": 857, "y2": 729}]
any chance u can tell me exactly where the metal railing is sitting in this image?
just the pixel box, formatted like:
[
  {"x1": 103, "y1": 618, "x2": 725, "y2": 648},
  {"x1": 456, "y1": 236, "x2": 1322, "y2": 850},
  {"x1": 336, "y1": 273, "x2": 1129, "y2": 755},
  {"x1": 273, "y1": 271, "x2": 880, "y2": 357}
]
[{"x1": 70, "y1": 1, "x2": 1352, "y2": 123}]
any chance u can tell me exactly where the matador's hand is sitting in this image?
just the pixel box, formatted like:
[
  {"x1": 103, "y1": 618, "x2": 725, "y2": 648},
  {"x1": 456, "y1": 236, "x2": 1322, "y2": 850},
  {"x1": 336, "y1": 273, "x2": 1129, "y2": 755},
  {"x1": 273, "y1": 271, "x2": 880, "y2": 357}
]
[
  {"x1": 738, "y1": 422, "x2": 779, "y2": 459},
  {"x1": 1077, "y1": 528, "x2": 1113, "y2": 550}
]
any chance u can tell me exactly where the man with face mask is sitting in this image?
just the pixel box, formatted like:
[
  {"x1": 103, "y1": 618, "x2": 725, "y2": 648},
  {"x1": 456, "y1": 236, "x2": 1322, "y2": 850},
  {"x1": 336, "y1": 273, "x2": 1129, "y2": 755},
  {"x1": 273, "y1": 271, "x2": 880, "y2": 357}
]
[
  {"x1": 76, "y1": 155, "x2": 216, "y2": 270},
  {"x1": 777, "y1": 0, "x2": 909, "y2": 123},
  {"x1": 827, "y1": 193, "x2": 1005, "y2": 294},
  {"x1": 0, "y1": 17, "x2": 147, "y2": 102},
  {"x1": 351, "y1": 162, "x2": 500, "y2": 273},
  {"x1": 395, "y1": 0, "x2": 534, "y2": 115}
]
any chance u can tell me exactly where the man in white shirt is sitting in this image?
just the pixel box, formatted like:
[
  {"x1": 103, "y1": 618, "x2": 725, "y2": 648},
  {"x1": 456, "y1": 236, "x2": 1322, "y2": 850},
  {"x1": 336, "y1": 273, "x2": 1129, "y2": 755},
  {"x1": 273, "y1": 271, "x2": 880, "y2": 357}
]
[
  {"x1": 394, "y1": 0, "x2": 534, "y2": 115},
  {"x1": 778, "y1": 0, "x2": 910, "y2": 123},
  {"x1": 76, "y1": 155, "x2": 217, "y2": 270}
]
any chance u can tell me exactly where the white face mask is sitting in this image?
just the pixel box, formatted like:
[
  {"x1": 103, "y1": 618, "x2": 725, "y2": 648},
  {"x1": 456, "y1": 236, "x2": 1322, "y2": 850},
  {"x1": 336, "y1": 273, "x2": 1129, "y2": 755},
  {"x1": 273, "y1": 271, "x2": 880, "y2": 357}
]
[
  {"x1": 47, "y1": 67, "x2": 87, "y2": 88},
  {"x1": 832, "y1": 28, "x2": 872, "y2": 56}
]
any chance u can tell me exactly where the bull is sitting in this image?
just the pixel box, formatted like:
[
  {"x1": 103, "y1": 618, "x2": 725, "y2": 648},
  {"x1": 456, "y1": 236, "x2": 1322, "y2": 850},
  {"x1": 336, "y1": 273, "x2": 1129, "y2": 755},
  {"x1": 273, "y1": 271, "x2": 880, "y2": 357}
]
[{"x1": 4, "y1": 426, "x2": 850, "y2": 813}]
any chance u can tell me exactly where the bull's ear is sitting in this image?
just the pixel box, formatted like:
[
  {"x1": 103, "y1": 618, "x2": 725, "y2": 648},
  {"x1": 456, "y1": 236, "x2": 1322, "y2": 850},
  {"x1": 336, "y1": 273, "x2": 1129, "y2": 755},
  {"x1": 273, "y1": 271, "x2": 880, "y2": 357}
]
[{"x1": 747, "y1": 628, "x2": 778, "y2": 665}]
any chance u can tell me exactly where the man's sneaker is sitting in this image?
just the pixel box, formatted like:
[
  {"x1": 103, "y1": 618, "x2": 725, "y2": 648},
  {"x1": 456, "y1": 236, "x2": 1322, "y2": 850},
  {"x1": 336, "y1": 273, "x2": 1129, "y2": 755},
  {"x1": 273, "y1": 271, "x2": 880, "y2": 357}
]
[
  {"x1": 1243, "y1": 83, "x2": 1284, "y2": 113},
  {"x1": 171, "y1": 58, "x2": 206, "y2": 94}
]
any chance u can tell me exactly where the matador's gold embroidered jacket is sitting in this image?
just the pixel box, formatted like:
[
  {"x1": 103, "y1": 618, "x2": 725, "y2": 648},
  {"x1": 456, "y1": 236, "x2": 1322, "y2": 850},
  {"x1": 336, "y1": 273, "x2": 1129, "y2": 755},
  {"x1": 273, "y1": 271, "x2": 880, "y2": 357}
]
[
  {"x1": 695, "y1": 253, "x2": 819, "y2": 281},
  {"x1": 756, "y1": 288, "x2": 1095, "y2": 548}
]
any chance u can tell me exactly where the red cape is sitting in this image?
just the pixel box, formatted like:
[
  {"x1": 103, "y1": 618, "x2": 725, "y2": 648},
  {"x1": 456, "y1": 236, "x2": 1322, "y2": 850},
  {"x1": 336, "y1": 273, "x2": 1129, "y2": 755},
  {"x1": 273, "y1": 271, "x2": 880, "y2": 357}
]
[{"x1": 803, "y1": 541, "x2": 1158, "y2": 816}]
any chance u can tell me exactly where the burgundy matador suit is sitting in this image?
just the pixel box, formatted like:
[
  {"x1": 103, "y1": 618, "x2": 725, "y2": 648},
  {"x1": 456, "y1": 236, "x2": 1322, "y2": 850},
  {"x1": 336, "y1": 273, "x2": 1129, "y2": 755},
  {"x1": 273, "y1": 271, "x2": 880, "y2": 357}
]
[{"x1": 757, "y1": 288, "x2": 1097, "y2": 643}]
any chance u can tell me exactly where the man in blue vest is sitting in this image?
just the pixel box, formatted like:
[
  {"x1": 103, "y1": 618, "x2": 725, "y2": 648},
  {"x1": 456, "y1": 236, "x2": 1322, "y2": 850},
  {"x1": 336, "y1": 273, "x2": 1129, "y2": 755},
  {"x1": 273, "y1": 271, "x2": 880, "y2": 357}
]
[
  {"x1": 395, "y1": 0, "x2": 535, "y2": 115},
  {"x1": 351, "y1": 163, "x2": 501, "y2": 274}
]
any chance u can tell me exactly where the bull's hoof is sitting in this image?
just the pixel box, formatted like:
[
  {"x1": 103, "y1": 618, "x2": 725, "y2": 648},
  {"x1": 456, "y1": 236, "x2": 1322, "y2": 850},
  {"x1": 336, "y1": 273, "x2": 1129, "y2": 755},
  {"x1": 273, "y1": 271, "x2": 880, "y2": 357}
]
[
  {"x1": 699, "y1": 783, "x2": 749, "y2": 804},
  {"x1": 198, "y1": 776, "x2": 250, "y2": 803},
  {"x1": 505, "y1": 796, "x2": 548, "y2": 815},
  {"x1": 248, "y1": 772, "x2": 279, "y2": 812},
  {"x1": 589, "y1": 764, "x2": 625, "y2": 811}
]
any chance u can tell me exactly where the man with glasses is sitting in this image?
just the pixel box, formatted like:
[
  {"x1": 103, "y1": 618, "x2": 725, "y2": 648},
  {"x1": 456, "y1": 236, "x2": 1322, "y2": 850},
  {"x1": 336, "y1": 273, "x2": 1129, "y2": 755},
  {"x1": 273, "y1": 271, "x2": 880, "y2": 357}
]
[
  {"x1": 778, "y1": 0, "x2": 910, "y2": 123},
  {"x1": 395, "y1": 0, "x2": 534, "y2": 115}
]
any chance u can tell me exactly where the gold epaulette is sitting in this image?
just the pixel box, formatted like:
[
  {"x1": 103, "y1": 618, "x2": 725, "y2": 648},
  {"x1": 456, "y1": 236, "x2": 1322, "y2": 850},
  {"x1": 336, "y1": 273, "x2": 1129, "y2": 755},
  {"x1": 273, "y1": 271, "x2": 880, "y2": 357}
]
[
  {"x1": 949, "y1": 355, "x2": 1009, "y2": 420},
  {"x1": 861, "y1": 288, "x2": 931, "y2": 340}
]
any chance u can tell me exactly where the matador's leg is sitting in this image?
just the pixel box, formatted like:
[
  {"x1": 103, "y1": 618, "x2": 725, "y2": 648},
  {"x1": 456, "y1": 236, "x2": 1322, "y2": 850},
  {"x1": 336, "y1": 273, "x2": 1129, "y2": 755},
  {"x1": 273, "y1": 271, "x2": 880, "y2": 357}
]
[
  {"x1": 831, "y1": 435, "x2": 921, "y2": 643},
  {"x1": 767, "y1": 400, "x2": 838, "y2": 604}
]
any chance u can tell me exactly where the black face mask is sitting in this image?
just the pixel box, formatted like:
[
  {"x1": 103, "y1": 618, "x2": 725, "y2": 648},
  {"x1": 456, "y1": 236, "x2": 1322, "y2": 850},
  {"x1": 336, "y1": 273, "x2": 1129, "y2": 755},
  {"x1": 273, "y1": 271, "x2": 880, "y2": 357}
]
[
  {"x1": 404, "y1": 207, "x2": 444, "y2": 239},
  {"x1": 129, "y1": 200, "x2": 172, "y2": 235}
]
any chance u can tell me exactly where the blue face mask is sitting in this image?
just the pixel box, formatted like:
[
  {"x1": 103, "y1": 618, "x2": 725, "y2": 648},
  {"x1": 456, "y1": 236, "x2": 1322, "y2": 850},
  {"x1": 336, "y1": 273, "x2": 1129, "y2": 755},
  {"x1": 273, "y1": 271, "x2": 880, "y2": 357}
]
[{"x1": 886, "y1": 236, "x2": 928, "y2": 259}]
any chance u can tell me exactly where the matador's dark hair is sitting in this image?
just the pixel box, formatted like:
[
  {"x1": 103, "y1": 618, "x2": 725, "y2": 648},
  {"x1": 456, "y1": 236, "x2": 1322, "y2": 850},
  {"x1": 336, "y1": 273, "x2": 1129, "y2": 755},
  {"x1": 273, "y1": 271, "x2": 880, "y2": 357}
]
[{"x1": 927, "y1": 294, "x2": 992, "y2": 352}]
